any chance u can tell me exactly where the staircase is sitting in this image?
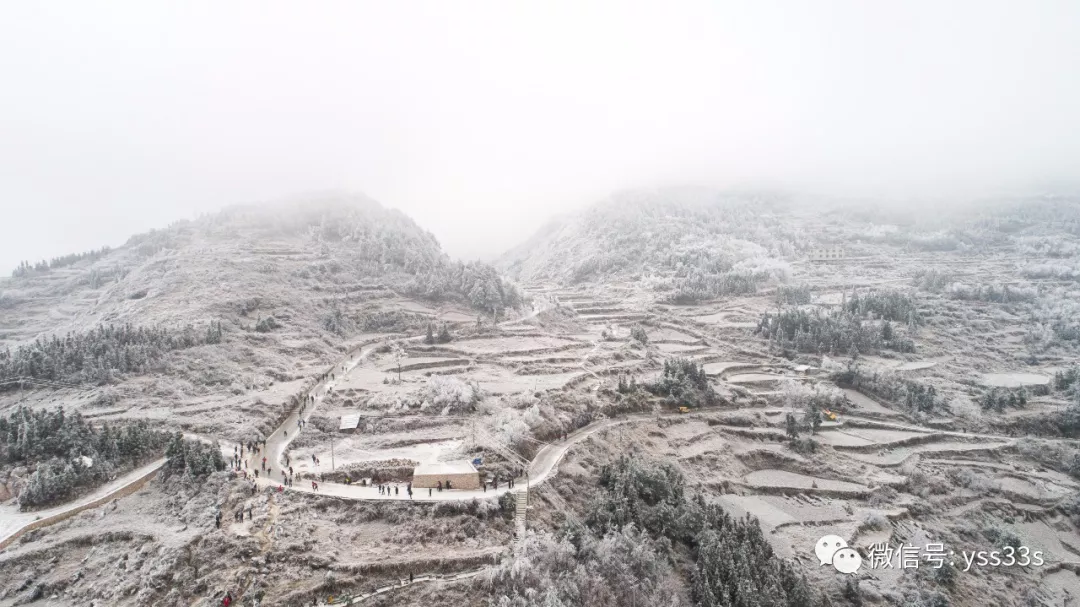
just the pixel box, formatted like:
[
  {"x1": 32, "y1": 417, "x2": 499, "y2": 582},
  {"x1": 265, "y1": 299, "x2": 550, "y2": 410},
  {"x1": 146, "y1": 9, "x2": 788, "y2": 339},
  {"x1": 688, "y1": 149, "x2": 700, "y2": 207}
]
[{"x1": 511, "y1": 487, "x2": 529, "y2": 551}]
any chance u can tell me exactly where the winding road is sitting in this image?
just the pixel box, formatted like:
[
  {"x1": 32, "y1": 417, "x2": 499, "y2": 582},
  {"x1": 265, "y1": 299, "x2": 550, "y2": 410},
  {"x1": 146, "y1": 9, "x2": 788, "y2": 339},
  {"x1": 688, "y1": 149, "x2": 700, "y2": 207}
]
[
  {"x1": 4, "y1": 293, "x2": 1070, "y2": 604},
  {"x1": 246, "y1": 334, "x2": 639, "y2": 502},
  {"x1": 0, "y1": 301, "x2": 553, "y2": 551}
]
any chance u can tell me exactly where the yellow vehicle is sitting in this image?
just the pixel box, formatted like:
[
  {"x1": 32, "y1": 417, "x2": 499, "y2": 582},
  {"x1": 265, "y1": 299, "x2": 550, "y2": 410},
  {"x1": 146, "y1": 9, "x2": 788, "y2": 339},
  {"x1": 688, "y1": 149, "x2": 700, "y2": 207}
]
[
  {"x1": 679, "y1": 406, "x2": 691, "y2": 414},
  {"x1": 822, "y1": 409, "x2": 838, "y2": 421}
]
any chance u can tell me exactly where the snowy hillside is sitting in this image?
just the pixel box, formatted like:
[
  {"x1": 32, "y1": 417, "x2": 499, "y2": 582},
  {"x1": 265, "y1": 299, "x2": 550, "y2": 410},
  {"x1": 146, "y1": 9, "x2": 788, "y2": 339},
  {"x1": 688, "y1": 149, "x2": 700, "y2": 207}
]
[
  {"x1": 1, "y1": 194, "x2": 519, "y2": 347},
  {"x1": 499, "y1": 189, "x2": 1080, "y2": 304},
  {"x1": 0, "y1": 194, "x2": 521, "y2": 438},
  {"x1": 497, "y1": 188, "x2": 808, "y2": 301}
]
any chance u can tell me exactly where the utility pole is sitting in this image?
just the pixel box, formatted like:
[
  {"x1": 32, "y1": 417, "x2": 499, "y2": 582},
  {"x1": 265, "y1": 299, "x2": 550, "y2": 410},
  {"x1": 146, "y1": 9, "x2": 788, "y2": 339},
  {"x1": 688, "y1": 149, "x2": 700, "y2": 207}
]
[{"x1": 330, "y1": 434, "x2": 335, "y2": 472}]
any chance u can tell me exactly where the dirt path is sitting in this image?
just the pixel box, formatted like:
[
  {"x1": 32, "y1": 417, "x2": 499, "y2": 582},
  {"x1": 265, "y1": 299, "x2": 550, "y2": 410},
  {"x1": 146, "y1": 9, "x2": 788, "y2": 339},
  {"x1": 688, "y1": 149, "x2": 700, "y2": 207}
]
[
  {"x1": 230, "y1": 497, "x2": 281, "y2": 605},
  {"x1": 318, "y1": 566, "x2": 490, "y2": 606},
  {"x1": 577, "y1": 338, "x2": 603, "y2": 383},
  {"x1": 509, "y1": 299, "x2": 546, "y2": 325}
]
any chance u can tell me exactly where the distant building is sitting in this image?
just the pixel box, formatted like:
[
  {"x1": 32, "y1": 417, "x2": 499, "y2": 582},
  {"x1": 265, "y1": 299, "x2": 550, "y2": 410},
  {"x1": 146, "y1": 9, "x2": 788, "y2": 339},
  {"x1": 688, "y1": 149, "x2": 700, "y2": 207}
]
[
  {"x1": 411, "y1": 460, "x2": 481, "y2": 490},
  {"x1": 810, "y1": 246, "x2": 845, "y2": 261}
]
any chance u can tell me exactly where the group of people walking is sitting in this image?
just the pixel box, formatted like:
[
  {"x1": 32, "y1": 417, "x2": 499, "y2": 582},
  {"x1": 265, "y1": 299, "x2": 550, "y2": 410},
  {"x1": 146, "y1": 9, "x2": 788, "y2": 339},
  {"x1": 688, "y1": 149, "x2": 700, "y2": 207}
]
[
  {"x1": 377, "y1": 483, "x2": 412, "y2": 498},
  {"x1": 487, "y1": 469, "x2": 522, "y2": 491},
  {"x1": 231, "y1": 440, "x2": 268, "y2": 472},
  {"x1": 232, "y1": 505, "x2": 253, "y2": 522}
]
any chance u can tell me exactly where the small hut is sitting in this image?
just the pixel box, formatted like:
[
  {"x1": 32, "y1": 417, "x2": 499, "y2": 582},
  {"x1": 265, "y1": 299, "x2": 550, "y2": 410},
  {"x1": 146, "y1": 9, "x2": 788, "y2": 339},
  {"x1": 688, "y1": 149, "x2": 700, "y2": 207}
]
[{"x1": 339, "y1": 414, "x2": 361, "y2": 433}]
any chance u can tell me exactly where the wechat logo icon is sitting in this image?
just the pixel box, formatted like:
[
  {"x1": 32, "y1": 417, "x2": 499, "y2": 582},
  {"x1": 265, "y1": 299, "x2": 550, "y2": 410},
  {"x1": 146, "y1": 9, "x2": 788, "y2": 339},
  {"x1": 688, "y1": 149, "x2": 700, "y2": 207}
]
[{"x1": 815, "y1": 535, "x2": 862, "y2": 573}]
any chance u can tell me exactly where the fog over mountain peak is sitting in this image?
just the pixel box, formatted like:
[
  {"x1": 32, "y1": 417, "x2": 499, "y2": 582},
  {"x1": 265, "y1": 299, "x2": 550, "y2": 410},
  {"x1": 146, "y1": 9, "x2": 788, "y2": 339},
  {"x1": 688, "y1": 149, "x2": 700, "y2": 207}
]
[{"x1": 2, "y1": 1, "x2": 1080, "y2": 268}]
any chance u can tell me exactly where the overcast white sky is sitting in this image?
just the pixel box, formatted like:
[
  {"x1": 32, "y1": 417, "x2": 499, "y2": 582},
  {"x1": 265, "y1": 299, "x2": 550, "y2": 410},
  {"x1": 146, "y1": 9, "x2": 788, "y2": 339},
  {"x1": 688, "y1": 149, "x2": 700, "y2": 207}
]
[{"x1": 1, "y1": 1, "x2": 1078, "y2": 271}]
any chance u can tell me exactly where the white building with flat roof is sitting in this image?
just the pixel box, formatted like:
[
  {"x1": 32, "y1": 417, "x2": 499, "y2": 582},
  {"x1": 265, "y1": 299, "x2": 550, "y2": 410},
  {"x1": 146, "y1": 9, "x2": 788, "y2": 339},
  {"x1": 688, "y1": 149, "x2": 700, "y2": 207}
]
[{"x1": 411, "y1": 460, "x2": 480, "y2": 490}]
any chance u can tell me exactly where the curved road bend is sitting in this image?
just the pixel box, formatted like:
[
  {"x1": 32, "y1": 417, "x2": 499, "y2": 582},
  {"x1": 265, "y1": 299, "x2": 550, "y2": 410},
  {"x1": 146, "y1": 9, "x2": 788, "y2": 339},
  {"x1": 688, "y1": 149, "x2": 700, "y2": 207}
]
[
  {"x1": 251, "y1": 346, "x2": 644, "y2": 502},
  {"x1": 251, "y1": 301, "x2": 553, "y2": 496},
  {"x1": 0, "y1": 432, "x2": 251, "y2": 550},
  {"x1": 0, "y1": 456, "x2": 167, "y2": 550}
]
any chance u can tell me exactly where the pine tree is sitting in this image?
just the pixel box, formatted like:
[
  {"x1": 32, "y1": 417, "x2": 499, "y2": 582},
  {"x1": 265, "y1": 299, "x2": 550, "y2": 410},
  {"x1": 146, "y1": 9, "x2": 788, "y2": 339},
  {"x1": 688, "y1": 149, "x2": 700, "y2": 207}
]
[
  {"x1": 803, "y1": 406, "x2": 822, "y2": 434},
  {"x1": 165, "y1": 431, "x2": 186, "y2": 471},
  {"x1": 437, "y1": 324, "x2": 452, "y2": 343},
  {"x1": 842, "y1": 578, "x2": 862, "y2": 606},
  {"x1": 4, "y1": 407, "x2": 167, "y2": 509},
  {"x1": 392, "y1": 341, "x2": 405, "y2": 382}
]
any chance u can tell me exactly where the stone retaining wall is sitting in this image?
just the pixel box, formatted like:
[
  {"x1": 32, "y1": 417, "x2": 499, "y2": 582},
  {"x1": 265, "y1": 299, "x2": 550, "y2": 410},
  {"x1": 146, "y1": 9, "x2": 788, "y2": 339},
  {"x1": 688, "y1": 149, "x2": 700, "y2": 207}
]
[{"x1": 411, "y1": 472, "x2": 481, "y2": 490}]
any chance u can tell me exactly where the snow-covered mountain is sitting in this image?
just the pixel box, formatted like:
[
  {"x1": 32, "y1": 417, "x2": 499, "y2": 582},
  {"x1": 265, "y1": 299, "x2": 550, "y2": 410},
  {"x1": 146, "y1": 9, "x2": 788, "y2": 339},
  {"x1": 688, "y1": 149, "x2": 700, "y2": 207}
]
[
  {"x1": 2, "y1": 193, "x2": 519, "y2": 349},
  {"x1": 0, "y1": 194, "x2": 521, "y2": 439},
  {"x1": 497, "y1": 187, "x2": 802, "y2": 301},
  {"x1": 499, "y1": 189, "x2": 1080, "y2": 301}
]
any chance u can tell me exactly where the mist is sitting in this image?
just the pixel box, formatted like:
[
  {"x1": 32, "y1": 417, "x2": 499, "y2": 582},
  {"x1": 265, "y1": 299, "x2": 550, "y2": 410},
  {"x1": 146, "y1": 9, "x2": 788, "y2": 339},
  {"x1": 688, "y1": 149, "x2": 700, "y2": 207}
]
[{"x1": 1, "y1": 1, "x2": 1078, "y2": 272}]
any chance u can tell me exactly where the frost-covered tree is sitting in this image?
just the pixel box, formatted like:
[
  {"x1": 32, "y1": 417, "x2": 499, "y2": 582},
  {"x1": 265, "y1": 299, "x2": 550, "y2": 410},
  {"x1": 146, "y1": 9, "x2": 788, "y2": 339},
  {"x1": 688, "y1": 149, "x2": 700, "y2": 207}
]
[
  {"x1": 162, "y1": 432, "x2": 225, "y2": 479},
  {"x1": 646, "y1": 358, "x2": 718, "y2": 407},
  {"x1": 1061, "y1": 400, "x2": 1080, "y2": 438},
  {"x1": 756, "y1": 304, "x2": 916, "y2": 355},
  {"x1": 582, "y1": 455, "x2": 820, "y2": 607},
  {"x1": 254, "y1": 315, "x2": 280, "y2": 333},
  {"x1": 10, "y1": 247, "x2": 112, "y2": 278},
  {"x1": 405, "y1": 260, "x2": 523, "y2": 313},
  {"x1": 2, "y1": 407, "x2": 169, "y2": 509},
  {"x1": 803, "y1": 405, "x2": 822, "y2": 434},
  {"x1": 831, "y1": 366, "x2": 948, "y2": 415},
  {"x1": 419, "y1": 376, "x2": 480, "y2": 414},
  {"x1": 437, "y1": 324, "x2": 452, "y2": 343},
  {"x1": 322, "y1": 305, "x2": 352, "y2": 337},
  {"x1": 775, "y1": 284, "x2": 812, "y2": 305},
  {"x1": 0, "y1": 323, "x2": 223, "y2": 390},
  {"x1": 390, "y1": 341, "x2": 405, "y2": 382}
]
